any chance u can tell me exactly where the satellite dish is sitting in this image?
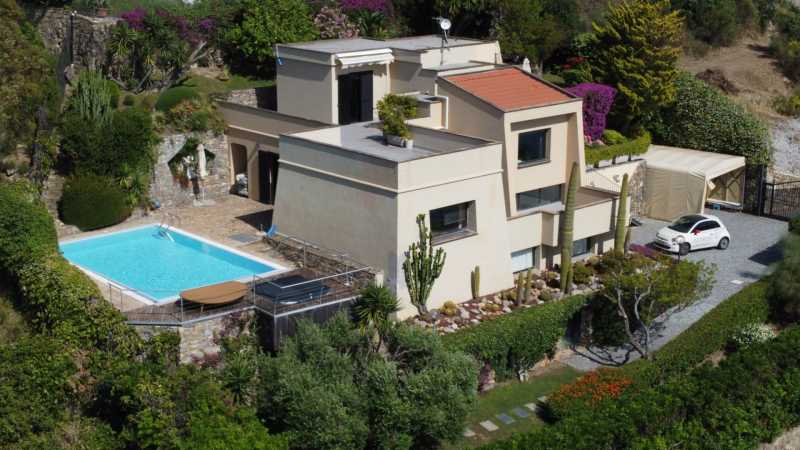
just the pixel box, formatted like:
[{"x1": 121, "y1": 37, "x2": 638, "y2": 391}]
[{"x1": 439, "y1": 18, "x2": 451, "y2": 31}]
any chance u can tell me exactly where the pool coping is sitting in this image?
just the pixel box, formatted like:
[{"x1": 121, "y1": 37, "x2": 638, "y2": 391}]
[{"x1": 59, "y1": 223, "x2": 291, "y2": 306}]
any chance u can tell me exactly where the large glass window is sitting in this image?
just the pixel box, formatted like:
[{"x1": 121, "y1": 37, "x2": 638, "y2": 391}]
[
  {"x1": 518, "y1": 129, "x2": 548, "y2": 166},
  {"x1": 429, "y1": 201, "x2": 475, "y2": 241},
  {"x1": 572, "y1": 238, "x2": 590, "y2": 257},
  {"x1": 516, "y1": 185, "x2": 563, "y2": 211}
]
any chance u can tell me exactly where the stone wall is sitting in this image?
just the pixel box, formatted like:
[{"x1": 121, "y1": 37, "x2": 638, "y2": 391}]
[
  {"x1": 225, "y1": 87, "x2": 278, "y2": 110},
  {"x1": 150, "y1": 132, "x2": 231, "y2": 208},
  {"x1": 629, "y1": 161, "x2": 647, "y2": 217},
  {"x1": 134, "y1": 310, "x2": 255, "y2": 364},
  {"x1": 34, "y1": 8, "x2": 118, "y2": 73}
]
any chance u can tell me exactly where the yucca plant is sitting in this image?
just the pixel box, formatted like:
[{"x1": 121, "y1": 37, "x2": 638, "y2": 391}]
[{"x1": 352, "y1": 282, "x2": 400, "y2": 352}]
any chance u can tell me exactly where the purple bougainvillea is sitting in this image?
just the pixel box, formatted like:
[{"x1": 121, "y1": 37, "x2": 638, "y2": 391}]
[
  {"x1": 120, "y1": 8, "x2": 147, "y2": 30},
  {"x1": 566, "y1": 83, "x2": 617, "y2": 141},
  {"x1": 340, "y1": 0, "x2": 389, "y2": 12}
]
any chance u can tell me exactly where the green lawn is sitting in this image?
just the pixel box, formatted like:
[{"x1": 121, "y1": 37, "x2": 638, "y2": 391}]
[
  {"x1": 445, "y1": 364, "x2": 582, "y2": 449},
  {"x1": 181, "y1": 74, "x2": 275, "y2": 97}
]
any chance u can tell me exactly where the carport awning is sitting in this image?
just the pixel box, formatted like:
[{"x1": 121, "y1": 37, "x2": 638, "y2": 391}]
[
  {"x1": 643, "y1": 145, "x2": 745, "y2": 180},
  {"x1": 642, "y1": 145, "x2": 746, "y2": 221}
]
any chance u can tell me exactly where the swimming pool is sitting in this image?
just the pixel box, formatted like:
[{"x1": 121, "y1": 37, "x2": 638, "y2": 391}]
[{"x1": 60, "y1": 225, "x2": 282, "y2": 303}]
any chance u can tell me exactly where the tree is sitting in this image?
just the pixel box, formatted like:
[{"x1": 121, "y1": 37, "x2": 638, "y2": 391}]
[
  {"x1": 560, "y1": 162, "x2": 579, "y2": 293},
  {"x1": 768, "y1": 234, "x2": 800, "y2": 322},
  {"x1": 597, "y1": 252, "x2": 714, "y2": 359},
  {"x1": 492, "y1": 0, "x2": 567, "y2": 71},
  {"x1": 591, "y1": 0, "x2": 683, "y2": 134},
  {"x1": 256, "y1": 314, "x2": 476, "y2": 450},
  {"x1": 223, "y1": 0, "x2": 317, "y2": 75},
  {"x1": 614, "y1": 173, "x2": 629, "y2": 253},
  {"x1": 351, "y1": 282, "x2": 400, "y2": 352},
  {"x1": 674, "y1": 0, "x2": 740, "y2": 46},
  {"x1": 403, "y1": 214, "x2": 446, "y2": 317}
]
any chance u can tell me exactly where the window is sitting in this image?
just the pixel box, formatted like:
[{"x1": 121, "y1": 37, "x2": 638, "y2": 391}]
[
  {"x1": 429, "y1": 201, "x2": 476, "y2": 241},
  {"x1": 572, "y1": 238, "x2": 590, "y2": 257},
  {"x1": 694, "y1": 221, "x2": 720, "y2": 232},
  {"x1": 518, "y1": 129, "x2": 548, "y2": 166},
  {"x1": 511, "y1": 247, "x2": 538, "y2": 273},
  {"x1": 516, "y1": 185, "x2": 563, "y2": 211}
]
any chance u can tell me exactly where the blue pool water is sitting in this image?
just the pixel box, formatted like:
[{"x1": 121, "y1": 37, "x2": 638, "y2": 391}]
[{"x1": 60, "y1": 225, "x2": 277, "y2": 302}]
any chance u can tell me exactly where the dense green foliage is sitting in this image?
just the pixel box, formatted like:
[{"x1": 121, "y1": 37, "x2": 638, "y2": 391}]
[
  {"x1": 492, "y1": 0, "x2": 570, "y2": 67},
  {"x1": 60, "y1": 174, "x2": 132, "y2": 231},
  {"x1": 585, "y1": 132, "x2": 650, "y2": 166},
  {"x1": 70, "y1": 70, "x2": 119, "y2": 125},
  {"x1": 0, "y1": 181, "x2": 58, "y2": 272},
  {"x1": 257, "y1": 315, "x2": 477, "y2": 449},
  {"x1": 223, "y1": 0, "x2": 317, "y2": 75},
  {"x1": 770, "y1": 1, "x2": 800, "y2": 81},
  {"x1": 442, "y1": 295, "x2": 586, "y2": 381},
  {"x1": 653, "y1": 72, "x2": 772, "y2": 164},
  {"x1": 0, "y1": 0, "x2": 60, "y2": 159},
  {"x1": 591, "y1": 0, "x2": 682, "y2": 133},
  {"x1": 377, "y1": 94, "x2": 417, "y2": 139},
  {"x1": 768, "y1": 234, "x2": 800, "y2": 323},
  {"x1": 162, "y1": 98, "x2": 226, "y2": 134},
  {"x1": 486, "y1": 323, "x2": 800, "y2": 450},
  {"x1": 673, "y1": 0, "x2": 759, "y2": 46},
  {"x1": 155, "y1": 86, "x2": 202, "y2": 112}
]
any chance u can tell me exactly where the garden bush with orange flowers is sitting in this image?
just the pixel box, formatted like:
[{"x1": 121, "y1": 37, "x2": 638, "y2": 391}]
[{"x1": 544, "y1": 368, "x2": 633, "y2": 420}]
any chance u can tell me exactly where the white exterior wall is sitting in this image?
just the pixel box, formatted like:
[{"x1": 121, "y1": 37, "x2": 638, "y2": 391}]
[{"x1": 277, "y1": 58, "x2": 336, "y2": 124}]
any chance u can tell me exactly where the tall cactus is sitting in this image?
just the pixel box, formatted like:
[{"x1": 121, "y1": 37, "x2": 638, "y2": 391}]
[
  {"x1": 614, "y1": 173, "x2": 630, "y2": 253},
  {"x1": 560, "y1": 162, "x2": 579, "y2": 293},
  {"x1": 403, "y1": 214, "x2": 446, "y2": 317},
  {"x1": 470, "y1": 266, "x2": 480, "y2": 299},
  {"x1": 515, "y1": 271, "x2": 525, "y2": 307},
  {"x1": 523, "y1": 268, "x2": 534, "y2": 303}
]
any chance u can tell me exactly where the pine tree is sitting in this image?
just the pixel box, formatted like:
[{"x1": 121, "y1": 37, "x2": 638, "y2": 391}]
[{"x1": 592, "y1": 0, "x2": 683, "y2": 133}]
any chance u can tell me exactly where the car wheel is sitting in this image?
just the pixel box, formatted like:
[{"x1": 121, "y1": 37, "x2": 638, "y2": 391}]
[
  {"x1": 718, "y1": 237, "x2": 730, "y2": 250},
  {"x1": 679, "y1": 243, "x2": 690, "y2": 256}
]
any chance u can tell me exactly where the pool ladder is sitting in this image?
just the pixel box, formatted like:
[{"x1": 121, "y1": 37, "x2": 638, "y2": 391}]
[{"x1": 158, "y1": 213, "x2": 179, "y2": 242}]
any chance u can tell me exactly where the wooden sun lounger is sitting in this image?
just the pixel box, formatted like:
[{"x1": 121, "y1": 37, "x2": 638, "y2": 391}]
[{"x1": 180, "y1": 281, "x2": 248, "y2": 311}]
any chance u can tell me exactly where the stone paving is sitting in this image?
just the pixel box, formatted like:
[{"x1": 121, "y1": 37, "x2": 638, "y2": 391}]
[
  {"x1": 564, "y1": 209, "x2": 787, "y2": 371},
  {"x1": 463, "y1": 398, "x2": 547, "y2": 438}
]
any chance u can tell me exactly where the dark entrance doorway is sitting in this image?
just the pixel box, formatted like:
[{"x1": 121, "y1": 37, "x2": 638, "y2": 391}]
[
  {"x1": 258, "y1": 151, "x2": 280, "y2": 204},
  {"x1": 337, "y1": 71, "x2": 373, "y2": 125}
]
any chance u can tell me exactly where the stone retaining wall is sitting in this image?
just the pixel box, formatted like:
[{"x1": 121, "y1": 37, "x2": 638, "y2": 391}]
[
  {"x1": 150, "y1": 132, "x2": 231, "y2": 208},
  {"x1": 34, "y1": 8, "x2": 118, "y2": 73},
  {"x1": 225, "y1": 87, "x2": 277, "y2": 110}
]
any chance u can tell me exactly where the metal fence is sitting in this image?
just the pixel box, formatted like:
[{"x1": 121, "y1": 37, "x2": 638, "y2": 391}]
[{"x1": 761, "y1": 180, "x2": 800, "y2": 220}]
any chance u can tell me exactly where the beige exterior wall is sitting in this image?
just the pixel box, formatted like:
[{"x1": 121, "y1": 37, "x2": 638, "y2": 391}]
[
  {"x1": 418, "y1": 41, "x2": 501, "y2": 68},
  {"x1": 390, "y1": 60, "x2": 427, "y2": 94},
  {"x1": 277, "y1": 58, "x2": 336, "y2": 124}
]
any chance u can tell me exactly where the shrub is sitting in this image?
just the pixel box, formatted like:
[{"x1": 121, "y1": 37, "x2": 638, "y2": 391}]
[
  {"x1": 652, "y1": 72, "x2": 772, "y2": 165},
  {"x1": 123, "y1": 93, "x2": 136, "y2": 106},
  {"x1": 0, "y1": 181, "x2": 58, "y2": 273},
  {"x1": 768, "y1": 234, "x2": 800, "y2": 323},
  {"x1": 585, "y1": 132, "x2": 650, "y2": 166},
  {"x1": 571, "y1": 261, "x2": 593, "y2": 285},
  {"x1": 440, "y1": 300, "x2": 458, "y2": 317},
  {"x1": 728, "y1": 322, "x2": 775, "y2": 351},
  {"x1": 587, "y1": 294, "x2": 628, "y2": 346},
  {"x1": 790, "y1": 215, "x2": 800, "y2": 234},
  {"x1": 60, "y1": 174, "x2": 131, "y2": 231},
  {"x1": 674, "y1": 0, "x2": 740, "y2": 46},
  {"x1": 545, "y1": 368, "x2": 633, "y2": 420},
  {"x1": 442, "y1": 295, "x2": 586, "y2": 380},
  {"x1": 155, "y1": 86, "x2": 201, "y2": 112},
  {"x1": 163, "y1": 98, "x2": 226, "y2": 134},
  {"x1": 772, "y1": 91, "x2": 800, "y2": 116},
  {"x1": 601, "y1": 128, "x2": 625, "y2": 145},
  {"x1": 565, "y1": 83, "x2": 616, "y2": 140},
  {"x1": 377, "y1": 93, "x2": 417, "y2": 139}
]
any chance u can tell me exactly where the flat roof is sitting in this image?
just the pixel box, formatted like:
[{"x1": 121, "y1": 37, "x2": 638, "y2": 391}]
[
  {"x1": 281, "y1": 35, "x2": 491, "y2": 55},
  {"x1": 286, "y1": 122, "x2": 493, "y2": 163},
  {"x1": 443, "y1": 67, "x2": 576, "y2": 112}
]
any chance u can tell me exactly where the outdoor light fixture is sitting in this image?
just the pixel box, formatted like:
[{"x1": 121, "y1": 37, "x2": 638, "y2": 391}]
[{"x1": 435, "y1": 17, "x2": 451, "y2": 44}]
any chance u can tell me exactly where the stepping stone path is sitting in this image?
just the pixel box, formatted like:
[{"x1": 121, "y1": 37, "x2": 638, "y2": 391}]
[
  {"x1": 512, "y1": 407, "x2": 529, "y2": 418},
  {"x1": 525, "y1": 402, "x2": 541, "y2": 413},
  {"x1": 496, "y1": 413, "x2": 515, "y2": 425},
  {"x1": 463, "y1": 428, "x2": 476, "y2": 438},
  {"x1": 480, "y1": 420, "x2": 499, "y2": 432}
]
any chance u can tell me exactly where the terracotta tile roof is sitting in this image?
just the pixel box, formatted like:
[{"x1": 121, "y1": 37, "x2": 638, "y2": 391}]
[{"x1": 444, "y1": 68, "x2": 573, "y2": 111}]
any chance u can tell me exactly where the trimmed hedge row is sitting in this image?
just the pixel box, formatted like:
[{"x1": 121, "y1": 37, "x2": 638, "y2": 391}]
[
  {"x1": 485, "y1": 324, "x2": 800, "y2": 450},
  {"x1": 442, "y1": 295, "x2": 586, "y2": 381},
  {"x1": 0, "y1": 181, "x2": 58, "y2": 272},
  {"x1": 585, "y1": 132, "x2": 651, "y2": 166},
  {"x1": 60, "y1": 174, "x2": 131, "y2": 231}
]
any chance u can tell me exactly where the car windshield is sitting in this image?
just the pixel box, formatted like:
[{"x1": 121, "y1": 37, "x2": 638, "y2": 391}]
[{"x1": 668, "y1": 215, "x2": 704, "y2": 233}]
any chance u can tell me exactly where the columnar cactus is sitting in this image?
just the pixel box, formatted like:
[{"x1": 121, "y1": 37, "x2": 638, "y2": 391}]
[
  {"x1": 614, "y1": 173, "x2": 630, "y2": 253},
  {"x1": 403, "y1": 214, "x2": 446, "y2": 317},
  {"x1": 470, "y1": 266, "x2": 480, "y2": 299},
  {"x1": 523, "y1": 268, "x2": 534, "y2": 303},
  {"x1": 515, "y1": 271, "x2": 525, "y2": 307},
  {"x1": 560, "y1": 162, "x2": 579, "y2": 293}
]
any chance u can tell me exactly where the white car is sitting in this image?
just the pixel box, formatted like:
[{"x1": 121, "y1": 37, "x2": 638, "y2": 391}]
[{"x1": 654, "y1": 214, "x2": 731, "y2": 255}]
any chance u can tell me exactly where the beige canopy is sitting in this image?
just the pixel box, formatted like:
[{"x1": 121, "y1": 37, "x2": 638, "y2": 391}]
[{"x1": 643, "y1": 145, "x2": 746, "y2": 221}]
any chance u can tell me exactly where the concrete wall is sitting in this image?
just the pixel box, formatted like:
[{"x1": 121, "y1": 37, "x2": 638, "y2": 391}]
[
  {"x1": 277, "y1": 58, "x2": 336, "y2": 124},
  {"x1": 586, "y1": 160, "x2": 647, "y2": 217},
  {"x1": 418, "y1": 41, "x2": 501, "y2": 68}
]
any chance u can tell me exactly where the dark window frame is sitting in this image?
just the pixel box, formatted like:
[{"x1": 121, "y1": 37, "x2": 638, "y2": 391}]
[
  {"x1": 517, "y1": 129, "x2": 549, "y2": 167},
  {"x1": 572, "y1": 238, "x2": 590, "y2": 257},
  {"x1": 429, "y1": 201, "x2": 477, "y2": 243},
  {"x1": 516, "y1": 185, "x2": 563, "y2": 212}
]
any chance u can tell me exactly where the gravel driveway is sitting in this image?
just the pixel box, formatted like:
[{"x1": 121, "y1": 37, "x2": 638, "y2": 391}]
[{"x1": 564, "y1": 209, "x2": 787, "y2": 371}]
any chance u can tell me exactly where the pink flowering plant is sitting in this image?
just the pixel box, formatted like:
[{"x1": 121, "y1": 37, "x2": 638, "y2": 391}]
[
  {"x1": 314, "y1": 6, "x2": 359, "y2": 39},
  {"x1": 566, "y1": 83, "x2": 616, "y2": 141}
]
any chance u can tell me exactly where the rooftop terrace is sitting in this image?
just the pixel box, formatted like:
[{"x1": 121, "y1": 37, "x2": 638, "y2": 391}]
[
  {"x1": 285, "y1": 122, "x2": 495, "y2": 163},
  {"x1": 281, "y1": 35, "x2": 491, "y2": 54}
]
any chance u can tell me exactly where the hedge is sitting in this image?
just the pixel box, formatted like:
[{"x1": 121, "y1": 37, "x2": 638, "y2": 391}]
[
  {"x1": 585, "y1": 132, "x2": 650, "y2": 166},
  {"x1": 60, "y1": 174, "x2": 131, "y2": 231},
  {"x1": 442, "y1": 295, "x2": 586, "y2": 380},
  {"x1": 0, "y1": 181, "x2": 58, "y2": 273},
  {"x1": 155, "y1": 86, "x2": 201, "y2": 112},
  {"x1": 652, "y1": 72, "x2": 772, "y2": 165}
]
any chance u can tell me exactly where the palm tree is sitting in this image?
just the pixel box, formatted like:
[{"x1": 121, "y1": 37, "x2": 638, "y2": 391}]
[{"x1": 351, "y1": 282, "x2": 400, "y2": 353}]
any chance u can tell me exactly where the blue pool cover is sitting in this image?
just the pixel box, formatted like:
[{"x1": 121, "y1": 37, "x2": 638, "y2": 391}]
[{"x1": 60, "y1": 225, "x2": 277, "y2": 302}]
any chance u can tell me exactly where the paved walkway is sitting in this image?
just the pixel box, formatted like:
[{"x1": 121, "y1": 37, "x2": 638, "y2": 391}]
[{"x1": 564, "y1": 210, "x2": 787, "y2": 371}]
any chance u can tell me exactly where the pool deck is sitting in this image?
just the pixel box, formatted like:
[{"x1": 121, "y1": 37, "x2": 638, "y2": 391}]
[{"x1": 59, "y1": 195, "x2": 296, "y2": 312}]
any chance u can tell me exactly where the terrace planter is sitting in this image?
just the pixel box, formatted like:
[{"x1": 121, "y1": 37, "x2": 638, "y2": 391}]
[{"x1": 386, "y1": 134, "x2": 414, "y2": 149}]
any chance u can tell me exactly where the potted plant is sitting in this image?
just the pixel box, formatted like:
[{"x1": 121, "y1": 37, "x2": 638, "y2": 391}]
[
  {"x1": 94, "y1": 0, "x2": 110, "y2": 17},
  {"x1": 377, "y1": 94, "x2": 417, "y2": 148}
]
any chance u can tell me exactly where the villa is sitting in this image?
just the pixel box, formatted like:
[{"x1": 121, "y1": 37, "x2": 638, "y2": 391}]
[{"x1": 219, "y1": 35, "x2": 625, "y2": 317}]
